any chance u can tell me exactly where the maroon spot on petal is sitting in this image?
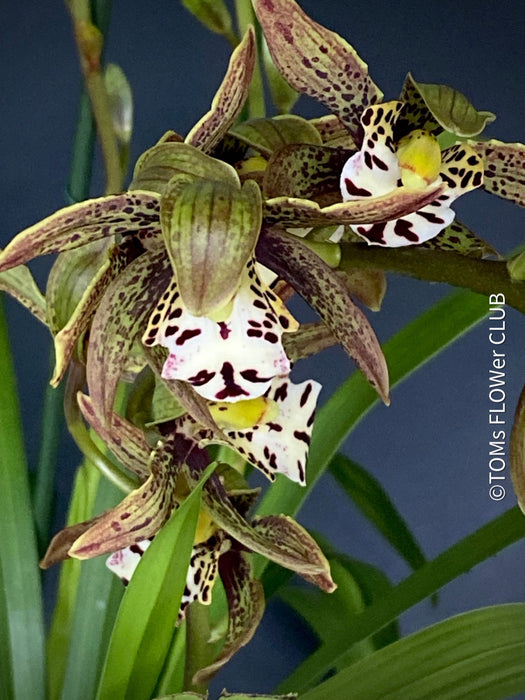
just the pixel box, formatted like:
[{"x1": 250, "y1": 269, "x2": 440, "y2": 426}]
[
  {"x1": 264, "y1": 332, "x2": 278, "y2": 344},
  {"x1": 300, "y1": 383, "x2": 313, "y2": 407},
  {"x1": 364, "y1": 150, "x2": 373, "y2": 169},
  {"x1": 393, "y1": 218, "x2": 419, "y2": 242},
  {"x1": 247, "y1": 329, "x2": 263, "y2": 338},
  {"x1": 164, "y1": 325, "x2": 179, "y2": 337},
  {"x1": 218, "y1": 322, "x2": 231, "y2": 339},
  {"x1": 189, "y1": 369, "x2": 215, "y2": 386},
  {"x1": 417, "y1": 211, "x2": 445, "y2": 224},
  {"x1": 357, "y1": 222, "x2": 386, "y2": 244},
  {"x1": 267, "y1": 422, "x2": 283, "y2": 432},
  {"x1": 176, "y1": 328, "x2": 201, "y2": 345},
  {"x1": 294, "y1": 430, "x2": 311, "y2": 445},
  {"x1": 240, "y1": 369, "x2": 274, "y2": 383},
  {"x1": 169, "y1": 308, "x2": 183, "y2": 319},
  {"x1": 279, "y1": 315, "x2": 290, "y2": 329},
  {"x1": 273, "y1": 383, "x2": 288, "y2": 402},
  {"x1": 473, "y1": 171, "x2": 483, "y2": 187},
  {"x1": 372, "y1": 155, "x2": 389, "y2": 171},
  {"x1": 216, "y1": 362, "x2": 249, "y2": 400},
  {"x1": 345, "y1": 178, "x2": 373, "y2": 197}
]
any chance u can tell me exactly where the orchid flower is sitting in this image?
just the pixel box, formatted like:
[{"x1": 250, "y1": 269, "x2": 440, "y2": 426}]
[{"x1": 339, "y1": 101, "x2": 484, "y2": 247}]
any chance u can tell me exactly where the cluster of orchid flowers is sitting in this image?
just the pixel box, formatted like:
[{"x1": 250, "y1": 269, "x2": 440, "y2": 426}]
[{"x1": 2, "y1": 0, "x2": 521, "y2": 680}]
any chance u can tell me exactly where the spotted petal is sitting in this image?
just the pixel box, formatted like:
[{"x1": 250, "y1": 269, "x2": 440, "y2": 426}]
[
  {"x1": 219, "y1": 377, "x2": 322, "y2": 485},
  {"x1": 143, "y1": 258, "x2": 298, "y2": 402},
  {"x1": 341, "y1": 103, "x2": 484, "y2": 247},
  {"x1": 106, "y1": 532, "x2": 226, "y2": 621}
]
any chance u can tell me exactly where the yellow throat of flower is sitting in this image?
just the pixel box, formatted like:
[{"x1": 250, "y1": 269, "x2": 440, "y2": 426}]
[
  {"x1": 210, "y1": 395, "x2": 280, "y2": 430},
  {"x1": 397, "y1": 129, "x2": 441, "y2": 189}
]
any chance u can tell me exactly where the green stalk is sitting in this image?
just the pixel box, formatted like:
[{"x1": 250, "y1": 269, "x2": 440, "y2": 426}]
[
  {"x1": 340, "y1": 244, "x2": 525, "y2": 315},
  {"x1": 184, "y1": 603, "x2": 213, "y2": 694}
]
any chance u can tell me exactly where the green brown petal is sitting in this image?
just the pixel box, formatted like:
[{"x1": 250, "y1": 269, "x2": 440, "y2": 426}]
[
  {"x1": 197, "y1": 471, "x2": 329, "y2": 578},
  {"x1": 310, "y1": 114, "x2": 357, "y2": 148},
  {"x1": 257, "y1": 228, "x2": 390, "y2": 404},
  {"x1": 336, "y1": 268, "x2": 387, "y2": 311},
  {"x1": 406, "y1": 74, "x2": 495, "y2": 137},
  {"x1": 263, "y1": 180, "x2": 444, "y2": 226},
  {"x1": 283, "y1": 322, "x2": 336, "y2": 362},
  {"x1": 0, "y1": 261, "x2": 47, "y2": 324},
  {"x1": 40, "y1": 514, "x2": 105, "y2": 569},
  {"x1": 185, "y1": 27, "x2": 256, "y2": 153},
  {"x1": 77, "y1": 393, "x2": 151, "y2": 481},
  {"x1": 421, "y1": 221, "x2": 500, "y2": 259},
  {"x1": 161, "y1": 177, "x2": 262, "y2": 315},
  {"x1": 251, "y1": 515, "x2": 335, "y2": 593},
  {"x1": 397, "y1": 73, "x2": 442, "y2": 135},
  {"x1": 471, "y1": 140, "x2": 525, "y2": 207},
  {"x1": 86, "y1": 250, "x2": 172, "y2": 422},
  {"x1": 49, "y1": 239, "x2": 141, "y2": 386},
  {"x1": 262, "y1": 35, "x2": 299, "y2": 115},
  {"x1": 0, "y1": 192, "x2": 161, "y2": 272},
  {"x1": 131, "y1": 141, "x2": 240, "y2": 195},
  {"x1": 253, "y1": 0, "x2": 383, "y2": 139},
  {"x1": 68, "y1": 446, "x2": 177, "y2": 559},
  {"x1": 231, "y1": 115, "x2": 322, "y2": 159},
  {"x1": 263, "y1": 144, "x2": 350, "y2": 206},
  {"x1": 194, "y1": 550, "x2": 265, "y2": 683}
]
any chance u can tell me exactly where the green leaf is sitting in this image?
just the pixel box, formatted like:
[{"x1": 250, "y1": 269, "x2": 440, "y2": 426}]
[
  {"x1": 407, "y1": 74, "x2": 496, "y2": 137},
  {"x1": 180, "y1": 0, "x2": 235, "y2": 40},
  {"x1": 255, "y1": 289, "x2": 488, "y2": 522},
  {"x1": 153, "y1": 623, "x2": 187, "y2": 696},
  {"x1": 329, "y1": 454, "x2": 427, "y2": 572},
  {"x1": 279, "y1": 507, "x2": 525, "y2": 693},
  {"x1": 95, "y1": 462, "x2": 216, "y2": 700},
  {"x1": 185, "y1": 27, "x2": 255, "y2": 153},
  {"x1": 0, "y1": 192, "x2": 161, "y2": 272},
  {"x1": 231, "y1": 116, "x2": 322, "y2": 159},
  {"x1": 0, "y1": 298, "x2": 46, "y2": 699},
  {"x1": 253, "y1": 0, "x2": 383, "y2": 139},
  {"x1": 472, "y1": 139, "x2": 525, "y2": 207},
  {"x1": 161, "y1": 178, "x2": 262, "y2": 315},
  {"x1": 258, "y1": 229, "x2": 390, "y2": 404},
  {"x1": 0, "y1": 260, "x2": 47, "y2": 324},
  {"x1": 58, "y1": 476, "x2": 124, "y2": 700},
  {"x1": 300, "y1": 604, "x2": 525, "y2": 700},
  {"x1": 47, "y1": 460, "x2": 101, "y2": 700}
]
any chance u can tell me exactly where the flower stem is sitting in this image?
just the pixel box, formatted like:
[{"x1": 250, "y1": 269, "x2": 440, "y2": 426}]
[
  {"x1": 183, "y1": 602, "x2": 212, "y2": 694},
  {"x1": 340, "y1": 244, "x2": 525, "y2": 315},
  {"x1": 68, "y1": 0, "x2": 122, "y2": 194}
]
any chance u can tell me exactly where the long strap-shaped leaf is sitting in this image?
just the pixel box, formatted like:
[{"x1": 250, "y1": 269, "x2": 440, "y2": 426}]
[
  {"x1": 256, "y1": 289, "x2": 489, "y2": 520},
  {"x1": 280, "y1": 506, "x2": 525, "y2": 693},
  {"x1": 299, "y1": 603, "x2": 525, "y2": 700},
  {"x1": 0, "y1": 299, "x2": 46, "y2": 699}
]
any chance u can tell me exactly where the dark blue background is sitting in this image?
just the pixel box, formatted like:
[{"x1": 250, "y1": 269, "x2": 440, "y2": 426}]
[{"x1": 2, "y1": 1, "x2": 525, "y2": 694}]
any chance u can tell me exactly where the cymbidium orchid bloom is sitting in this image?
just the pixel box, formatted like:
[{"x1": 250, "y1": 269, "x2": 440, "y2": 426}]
[{"x1": 339, "y1": 101, "x2": 484, "y2": 247}]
